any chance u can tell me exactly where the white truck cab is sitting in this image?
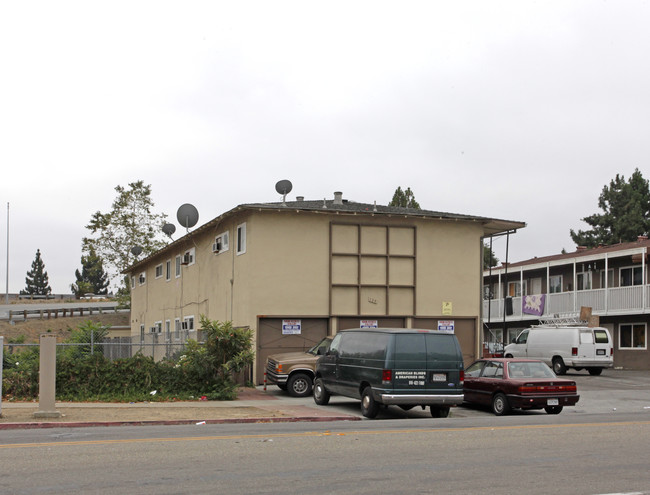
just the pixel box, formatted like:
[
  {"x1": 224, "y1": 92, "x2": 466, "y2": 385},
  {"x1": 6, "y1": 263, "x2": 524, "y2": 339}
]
[{"x1": 504, "y1": 319, "x2": 613, "y2": 375}]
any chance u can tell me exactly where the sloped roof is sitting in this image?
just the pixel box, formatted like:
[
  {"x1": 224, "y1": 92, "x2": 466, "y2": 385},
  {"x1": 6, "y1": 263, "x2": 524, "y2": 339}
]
[
  {"x1": 125, "y1": 197, "x2": 525, "y2": 273},
  {"x1": 486, "y1": 237, "x2": 650, "y2": 274}
]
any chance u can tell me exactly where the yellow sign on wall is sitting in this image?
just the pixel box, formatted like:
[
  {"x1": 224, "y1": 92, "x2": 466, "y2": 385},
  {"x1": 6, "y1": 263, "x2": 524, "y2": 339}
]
[{"x1": 442, "y1": 301, "x2": 452, "y2": 316}]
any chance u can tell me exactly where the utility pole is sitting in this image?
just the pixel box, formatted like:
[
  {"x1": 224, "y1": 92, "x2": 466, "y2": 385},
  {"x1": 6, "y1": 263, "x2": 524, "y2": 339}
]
[{"x1": 5, "y1": 202, "x2": 8, "y2": 304}]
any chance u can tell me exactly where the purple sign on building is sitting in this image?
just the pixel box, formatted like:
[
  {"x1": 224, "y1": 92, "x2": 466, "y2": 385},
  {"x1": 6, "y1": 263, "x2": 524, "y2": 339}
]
[{"x1": 522, "y1": 294, "x2": 546, "y2": 316}]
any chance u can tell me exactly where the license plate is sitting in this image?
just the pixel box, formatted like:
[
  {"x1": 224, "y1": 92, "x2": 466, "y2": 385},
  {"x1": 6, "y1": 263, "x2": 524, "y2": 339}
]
[
  {"x1": 432, "y1": 373, "x2": 447, "y2": 382},
  {"x1": 597, "y1": 349, "x2": 605, "y2": 355},
  {"x1": 547, "y1": 398, "x2": 559, "y2": 406}
]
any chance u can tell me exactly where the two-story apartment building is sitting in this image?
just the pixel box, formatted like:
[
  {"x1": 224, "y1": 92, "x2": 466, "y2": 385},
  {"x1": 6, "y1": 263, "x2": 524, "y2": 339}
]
[
  {"x1": 483, "y1": 236, "x2": 650, "y2": 369},
  {"x1": 126, "y1": 191, "x2": 525, "y2": 383}
]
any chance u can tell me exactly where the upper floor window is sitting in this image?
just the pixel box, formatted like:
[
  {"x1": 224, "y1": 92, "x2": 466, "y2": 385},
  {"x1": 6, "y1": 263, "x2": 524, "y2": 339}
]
[
  {"x1": 175, "y1": 255, "x2": 182, "y2": 278},
  {"x1": 181, "y1": 247, "x2": 195, "y2": 266},
  {"x1": 599, "y1": 269, "x2": 613, "y2": 289},
  {"x1": 131, "y1": 276, "x2": 136, "y2": 289},
  {"x1": 620, "y1": 266, "x2": 643, "y2": 287},
  {"x1": 236, "y1": 223, "x2": 247, "y2": 255},
  {"x1": 213, "y1": 231, "x2": 230, "y2": 254},
  {"x1": 577, "y1": 271, "x2": 592, "y2": 291},
  {"x1": 138, "y1": 272, "x2": 146, "y2": 285},
  {"x1": 155, "y1": 264, "x2": 163, "y2": 279},
  {"x1": 508, "y1": 281, "x2": 525, "y2": 297},
  {"x1": 165, "y1": 320, "x2": 171, "y2": 342},
  {"x1": 165, "y1": 260, "x2": 172, "y2": 281},
  {"x1": 549, "y1": 275, "x2": 562, "y2": 294}
]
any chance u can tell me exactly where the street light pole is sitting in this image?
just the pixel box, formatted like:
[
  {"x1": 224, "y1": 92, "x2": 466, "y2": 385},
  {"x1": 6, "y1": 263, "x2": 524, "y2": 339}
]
[{"x1": 5, "y1": 202, "x2": 9, "y2": 304}]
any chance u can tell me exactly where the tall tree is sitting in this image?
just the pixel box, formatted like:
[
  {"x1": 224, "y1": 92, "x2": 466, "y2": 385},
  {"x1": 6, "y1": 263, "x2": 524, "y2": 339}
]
[
  {"x1": 570, "y1": 169, "x2": 650, "y2": 247},
  {"x1": 82, "y1": 181, "x2": 168, "y2": 292},
  {"x1": 71, "y1": 246, "x2": 110, "y2": 297},
  {"x1": 483, "y1": 243, "x2": 499, "y2": 270},
  {"x1": 389, "y1": 186, "x2": 421, "y2": 209},
  {"x1": 21, "y1": 249, "x2": 52, "y2": 295}
]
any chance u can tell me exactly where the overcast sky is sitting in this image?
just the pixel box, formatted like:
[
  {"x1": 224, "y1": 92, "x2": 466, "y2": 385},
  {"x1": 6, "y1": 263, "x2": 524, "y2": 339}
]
[{"x1": 1, "y1": 1, "x2": 649, "y2": 294}]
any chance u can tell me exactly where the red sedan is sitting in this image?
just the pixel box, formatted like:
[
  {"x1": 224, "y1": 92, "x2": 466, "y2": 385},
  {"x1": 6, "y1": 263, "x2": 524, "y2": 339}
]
[{"x1": 464, "y1": 358, "x2": 580, "y2": 415}]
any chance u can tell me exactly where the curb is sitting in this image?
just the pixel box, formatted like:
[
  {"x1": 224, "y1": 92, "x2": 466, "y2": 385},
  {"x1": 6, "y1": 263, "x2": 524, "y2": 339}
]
[{"x1": 0, "y1": 415, "x2": 362, "y2": 430}]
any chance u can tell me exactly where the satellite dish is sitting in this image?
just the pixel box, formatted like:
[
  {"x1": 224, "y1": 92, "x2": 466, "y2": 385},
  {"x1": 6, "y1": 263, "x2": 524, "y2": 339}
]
[
  {"x1": 177, "y1": 204, "x2": 199, "y2": 229},
  {"x1": 275, "y1": 180, "x2": 293, "y2": 206},
  {"x1": 131, "y1": 245, "x2": 143, "y2": 257},
  {"x1": 162, "y1": 223, "x2": 176, "y2": 238}
]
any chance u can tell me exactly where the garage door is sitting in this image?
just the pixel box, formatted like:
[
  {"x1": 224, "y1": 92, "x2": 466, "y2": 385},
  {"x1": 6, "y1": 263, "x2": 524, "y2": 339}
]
[
  {"x1": 256, "y1": 318, "x2": 329, "y2": 384},
  {"x1": 337, "y1": 317, "x2": 406, "y2": 330}
]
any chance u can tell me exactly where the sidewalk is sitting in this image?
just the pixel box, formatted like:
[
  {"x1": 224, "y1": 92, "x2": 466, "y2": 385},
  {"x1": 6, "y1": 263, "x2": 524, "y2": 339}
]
[{"x1": 0, "y1": 387, "x2": 361, "y2": 430}]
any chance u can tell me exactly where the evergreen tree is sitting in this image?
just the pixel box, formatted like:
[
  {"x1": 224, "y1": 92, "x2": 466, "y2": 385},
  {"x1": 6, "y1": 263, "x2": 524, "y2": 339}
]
[
  {"x1": 389, "y1": 186, "x2": 421, "y2": 209},
  {"x1": 71, "y1": 247, "x2": 110, "y2": 297},
  {"x1": 21, "y1": 249, "x2": 52, "y2": 295},
  {"x1": 570, "y1": 169, "x2": 650, "y2": 247}
]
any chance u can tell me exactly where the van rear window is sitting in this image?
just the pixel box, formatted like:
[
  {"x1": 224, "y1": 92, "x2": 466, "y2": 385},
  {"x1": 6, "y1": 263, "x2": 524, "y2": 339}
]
[
  {"x1": 394, "y1": 335, "x2": 426, "y2": 361},
  {"x1": 594, "y1": 329, "x2": 609, "y2": 344},
  {"x1": 425, "y1": 334, "x2": 458, "y2": 362}
]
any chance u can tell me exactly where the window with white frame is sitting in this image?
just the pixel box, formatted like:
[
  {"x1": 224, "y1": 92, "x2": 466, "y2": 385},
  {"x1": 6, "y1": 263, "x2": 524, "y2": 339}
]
[
  {"x1": 213, "y1": 231, "x2": 230, "y2": 254},
  {"x1": 165, "y1": 320, "x2": 171, "y2": 341},
  {"x1": 152, "y1": 321, "x2": 162, "y2": 334},
  {"x1": 577, "y1": 271, "x2": 592, "y2": 291},
  {"x1": 175, "y1": 255, "x2": 182, "y2": 278},
  {"x1": 599, "y1": 269, "x2": 613, "y2": 289},
  {"x1": 174, "y1": 318, "x2": 181, "y2": 340},
  {"x1": 183, "y1": 315, "x2": 195, "y2": 331},
  {"x1": 181, "y1": 247, "x2": 196, "y2": 266},
  {"x1": 140, "y1": 324, "x2": 145, "y2": 343},
  {"x1": 165, "y1": 260, "x2": 172, "y2": 281},
  {"x1": 138, "y1": 272, "x2": 146, "y2": 285},
  {"x1": 549, "y1": 275, "x2": 562, "y2": 294},
  {"x1": 620, "y1": 266, "x2": 643, "y2": 287},
  {"x1": 131, "y1": 276, "x2": 136, "y2": 289},
  {"x1": 236, "y1": 223, "x2": 246, "y2": 255},
  {"x1": 507, "y1": 281, "x2": 525, "y2": 297},
  {"x1": 619, "y1": 323, "x2": 647, "y2": 349},
  {"x1": 155, "y1": 264, "x2": 163, "y2": 279}
]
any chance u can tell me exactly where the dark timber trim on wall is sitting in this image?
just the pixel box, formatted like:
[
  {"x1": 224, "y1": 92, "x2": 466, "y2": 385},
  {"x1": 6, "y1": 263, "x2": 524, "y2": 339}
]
[{"x1": 329, "y1": 221, "x2": 417, "y2": 317}]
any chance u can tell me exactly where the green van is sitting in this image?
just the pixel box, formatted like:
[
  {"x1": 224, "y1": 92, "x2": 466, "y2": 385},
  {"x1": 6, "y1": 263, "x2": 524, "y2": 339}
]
[{"x1": 313, "y1": 328, "x2": 465, "y2": 418}]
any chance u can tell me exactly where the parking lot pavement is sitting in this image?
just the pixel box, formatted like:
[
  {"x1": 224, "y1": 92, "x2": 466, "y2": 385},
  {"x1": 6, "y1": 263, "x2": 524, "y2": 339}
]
[{"x1": 263, "y1": 369, "x2": 650, "y2": 419}]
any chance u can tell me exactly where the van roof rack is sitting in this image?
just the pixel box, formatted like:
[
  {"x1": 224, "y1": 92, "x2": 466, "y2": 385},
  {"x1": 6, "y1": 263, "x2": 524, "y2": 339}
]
[{"x1": 535, "y1": 314, "x2": 588, "y2": 327}]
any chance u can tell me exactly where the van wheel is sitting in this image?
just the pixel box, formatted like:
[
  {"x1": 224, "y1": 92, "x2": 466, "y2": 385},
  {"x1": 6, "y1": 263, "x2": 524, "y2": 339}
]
[
  {"x1": 287, "y1": 373, "x2": 312, "y2": 397},
  {"x1": 504, "y1": 354, "x2": 513, "y2": 358},
  {"x1": 492, "y1": 393, "x2": 511, "y2": 416},
  {"x1": 430, "y1": 406, "x2": 450, "y2": 418},
  {"x1": 313, "y1": 378, "x2": 330, "y2": 405},
  {"x1": 360, "y1": 387, "x2": 379, "y2": 418},
  {"x1": 544, "y1": 406, "x2": 563, "y2": 414},
  {"x1": 587, "y1": 368, "x2": 603, "y2": 376},
  {"x1": 552, "y1": 358, "x2": 567, "y2": 375}
]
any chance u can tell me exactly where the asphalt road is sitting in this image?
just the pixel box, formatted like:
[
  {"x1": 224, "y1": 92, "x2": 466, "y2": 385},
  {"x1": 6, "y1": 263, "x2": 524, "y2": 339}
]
[{"x1": 2, "y1": 370, "x2": 650, "y2": 494}]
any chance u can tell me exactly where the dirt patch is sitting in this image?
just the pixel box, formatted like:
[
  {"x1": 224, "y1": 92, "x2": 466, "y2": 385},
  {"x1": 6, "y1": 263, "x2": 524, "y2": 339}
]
[
  {"x1": 0, "y1": 404, "x2": 289, "y2": 424},
  {"x1": 1, "y1": 313, "x2": 130, "y2": 343}
]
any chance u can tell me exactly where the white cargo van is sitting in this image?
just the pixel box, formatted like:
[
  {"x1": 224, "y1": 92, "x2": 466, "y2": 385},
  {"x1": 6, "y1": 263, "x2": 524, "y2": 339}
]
[{"x1": 503, "y1": 324, "x2": 613, "y2": 375}]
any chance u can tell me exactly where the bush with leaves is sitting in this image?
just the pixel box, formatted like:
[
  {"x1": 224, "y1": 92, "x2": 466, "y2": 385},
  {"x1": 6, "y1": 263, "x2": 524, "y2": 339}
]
[{"x1": 2, "y1": 317, "x2": 254, "y2": 402}]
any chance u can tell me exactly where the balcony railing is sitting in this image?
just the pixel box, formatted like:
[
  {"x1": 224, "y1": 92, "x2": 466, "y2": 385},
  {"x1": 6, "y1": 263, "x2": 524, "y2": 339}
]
[{"x1": 483, "y1": 284, "x2": 650, "y2": 322}]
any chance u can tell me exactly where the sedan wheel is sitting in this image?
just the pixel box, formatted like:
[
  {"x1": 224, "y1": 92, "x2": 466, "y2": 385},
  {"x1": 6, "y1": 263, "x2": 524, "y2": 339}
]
[
  {"x1": 544, "y1": 406, "x2": 563, "y2": 415},
  {"x1": 491, "y1": 393, "x2": 511, "y2": 416}
]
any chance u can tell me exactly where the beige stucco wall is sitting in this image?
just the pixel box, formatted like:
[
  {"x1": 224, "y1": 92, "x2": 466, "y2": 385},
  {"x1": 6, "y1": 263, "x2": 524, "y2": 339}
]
[{"x1": 129, "y1": 209, "x2": 486, "y2": 368}]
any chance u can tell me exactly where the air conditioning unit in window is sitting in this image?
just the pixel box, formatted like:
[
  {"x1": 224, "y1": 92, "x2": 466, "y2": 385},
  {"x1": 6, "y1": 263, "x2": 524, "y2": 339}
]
[
  {"x1": 212, "y1": 240, "x2": 222, "y2": 253},
  {"x1": 181, "y1": 253, "x2": 190, "y2": 265},
  {"x1": 149, "y1": 327, "x2": 157, "y2": 333}
]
